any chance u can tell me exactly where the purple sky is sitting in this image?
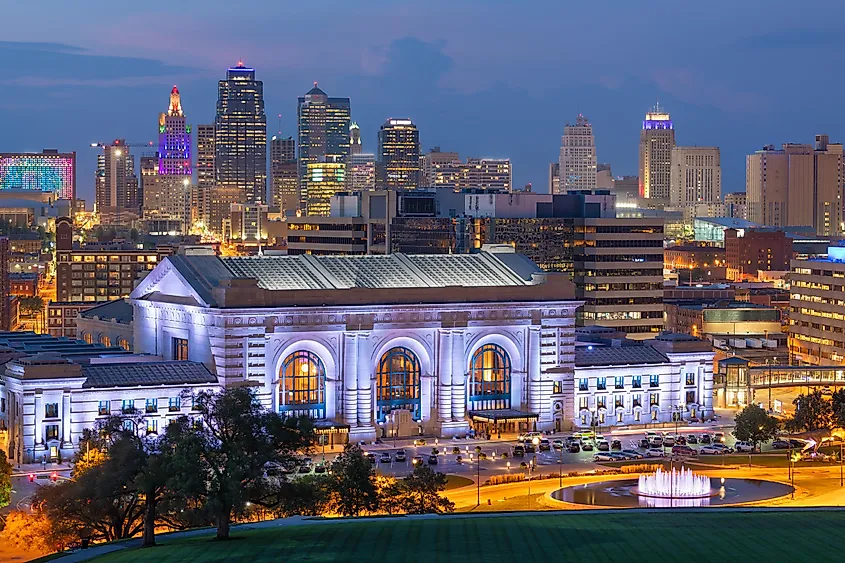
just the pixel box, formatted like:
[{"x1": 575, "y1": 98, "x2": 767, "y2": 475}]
[{"x1": 3, "y1": 1, "x2": 845, "y2": 201}]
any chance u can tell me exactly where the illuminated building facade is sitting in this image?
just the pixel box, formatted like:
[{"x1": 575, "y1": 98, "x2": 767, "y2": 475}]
[
  {"x1": 214, "y1": 63, "x2": 267, "y2": 205},
  {"x1": 96, "y1": 140, "x2": 140, "y2": 225},
  {"x1": 270, "y1": 136, "x2": 298, "y2": 214},
  {"x1": 346, "y1": 153, "x2": 376, "y2": 192},
  {"x1": 305, "y1": 159, "x2": 345, "y2": 217},
  {"x1": 638, "y1": 105, "x2": 675, "y2": 199},
  {"x1": 558, "y1": 114, "x2": 596, "y2": 192},
  {"x1": 420, "y1": 148, "x2": 461, "y2": 189},
  {"x1": 460, "y1": 158, "x2": 512, "y2": 192},
  {"x1": 297, "y1": 84, "x2": 351, "y2": 185},
  {"x1": 349, "y1": 122, "x2": 362, "y2": 155},
  {"x1": 378, "y1": 118, "x2": 420, "y2": 190},
  {"x1": 0, "y1": 150, "x2": 76, "y2": 200},
  {"x1": 670, "y1": 146, "x2": 721, "y2": 208},
  {"x1": 195, "y1": 124, "x2": 215, "y2": 227}
]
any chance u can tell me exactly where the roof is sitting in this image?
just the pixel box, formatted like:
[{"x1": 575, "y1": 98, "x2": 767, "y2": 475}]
[
  {"x1": 694, "y1": 217, "x2": 760, "y2": 229},
  {"x1": 82, "y1": 361, "x2": 217, "y2": 389},
  {"x1": 306, "y1": 84, "x2": 326, "y2": 96},
  {"x1": 79, "y1": 299, "x2": 133, "y2": 324},
  {"x1": 575, "y1": 345, "x2": 669, "y2": 367},
  {"x1": 0, "y1": 331, "x2": 131, "y2": 360},
  {"x1": 653, "y1": 332, "x2": 701, "y2": 342},
  {"x1": 162, "y1": 250, "x2": 544, "y2": 307}
]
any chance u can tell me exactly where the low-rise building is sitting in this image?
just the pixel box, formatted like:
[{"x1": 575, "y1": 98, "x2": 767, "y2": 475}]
[
  {"x1": 789, "y1": 247, "x2": 845, "y2": 364},
  {"x1": 76, "y1": 299, "x2": 134, "y2": 351},
  {"x1": 664, "y1": 300, "x2": 782, "y2": 338},
  {"x1": 47, "y1": 301, "x2": 95, "y2": 339}
]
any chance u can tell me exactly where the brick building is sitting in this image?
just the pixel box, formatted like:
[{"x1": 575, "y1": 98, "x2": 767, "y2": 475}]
[{"x1": 724, "y1": 228, "x2": 792, "y2": 281}]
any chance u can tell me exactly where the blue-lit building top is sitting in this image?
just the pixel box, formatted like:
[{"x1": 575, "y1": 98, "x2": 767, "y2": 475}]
[
  {"x1": 642, "y1": 110, "x2": 673, "y2": 131},
  {"x1": 158, "y1": 86, "x2": 192, "y2": 176}
]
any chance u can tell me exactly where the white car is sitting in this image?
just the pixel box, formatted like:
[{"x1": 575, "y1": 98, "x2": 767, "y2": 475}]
[
  {"x1": 735, "y1": 441, "x2": 755, "y2": 453},
  {"x1": 645, "y1": 448, "x2": 664, "y2": 458},
  {"x1": 593, "y1": 452, "x2": 615, "y2": 462},
  {"x1": 700, "y1": 445, "x2": 726, "y2": 455}
]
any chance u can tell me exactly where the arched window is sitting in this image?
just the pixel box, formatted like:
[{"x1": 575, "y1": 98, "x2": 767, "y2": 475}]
[
  {"x1": 279, "y1": 351, "x2": 326, "y2": 419},
  {"x1": 99, "y1": 335, "x2": 111, "y2": 347},
  {"x1": 83, "y1": 333, "x2": 93, "y2": 344},
  {"x1": 117, "y1": 338, "x2": 131, "y2": 351},
  {"x1": 469, "y1": 344, "x2": 511, "y2": 410},
  {"x1": 376, "y1": 347, "x2": 421, "y2": 422}
]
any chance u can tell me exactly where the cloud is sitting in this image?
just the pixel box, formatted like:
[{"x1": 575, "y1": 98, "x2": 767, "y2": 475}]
[
  {"x1": 0, "y1": 41, "x2": 85, "y2": 53},
  {"x1": 651, "y1": 68, "x2": 771, "y2": 114},
  {"x1": 735, "y1": 28, "x2": 845, "y2": 50}
]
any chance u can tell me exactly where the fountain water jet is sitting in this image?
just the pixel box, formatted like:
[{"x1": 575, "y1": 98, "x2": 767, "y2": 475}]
[{"x1": 636, "y1": 467, "x2": 712, "y2": 498}]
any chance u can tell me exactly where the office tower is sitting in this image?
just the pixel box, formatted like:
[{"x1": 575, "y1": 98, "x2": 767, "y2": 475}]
[
  {"x1": 724, "y1": 228, "x2": 792, "y2": 281},
  {"x1": 724, "y1": 192, "x2": 747, "y2": 220},
  {"x1": 143, "y1": 87, "x2": 193, "y2": 232},
  {"x1": 214, "y1": 62, "x2": 266, "y2": 205},
  {"x1": 548, "y1": 163, "x2": 560, "y2": 194},
  {"x1": 270, "y1": 135, "x2": 298, "y2": 214},
  {"x1": 596, "y1": 163, "x2": 614, "y2": 189},
  {"x1": 670, "y1": 146, "x2": 721, "y2": 208},
  {"x1": 460, "y1": 158, "x2": 512, "y2": 192},
  {"x1": 305, "y1": 158, "x2": 345, "y2": 216},
  {"x1": 746, "y1": 137, "x2": 845, "y2": 235},
  {"x1": 377, "y1": 118, "x2": 420, "y2": 190},
  {"x1": 0, "y1": 150, "x2": 76, "y2": 200},
  {"x1": 350, "y1": 122, "x2": 362, "y2": 155},
  {"x1": 95, "y1": 140, "x2": 140, "y2": 224},
  {"x1": 195, "y1": 124, "x2": 215, "y2": 229},
  {"x1": 297, "y1": 83, "x2": 351, "y2": 183},
  {"x1": 346, "y1": 153, "x2": 376, "y2": 191},
  {"x1": 789, "y1": 248, "x2": 845, "y2": 365},
  {"x1": 0, "y1": 237, "x2": 8, "y2": 331},
  {"x1": 558, "y1": 114, "x2": 596, "y2": 192},
  {"x1": 421, "y1": 147, "x2": 461, "y2": 188},
  {"x1": 638, "y1": 105, "x2": 675, "y2": 199}
]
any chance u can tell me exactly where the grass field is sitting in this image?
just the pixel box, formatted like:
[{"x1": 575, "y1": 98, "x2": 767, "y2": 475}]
[{"x1": 89, "y1": 510, "x2": 845, "y2": 563}]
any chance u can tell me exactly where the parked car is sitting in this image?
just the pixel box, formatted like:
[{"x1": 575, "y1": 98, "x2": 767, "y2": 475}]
[
  {"x1": 648, "y1": 436, "x2": 664, "y2": 447},
  {"x1": 298, "y1": 464, "x2": 313, "y2": 474},
  {"x1": 568, "y1": 443, "x2": 581, "y2": 453},
  {"x1": 711, "y1": 443, "x2": 733, "y2": 454},
  {"x1": 411, "y1": 455, "x2": 424, "y2": 465},
  {"x1": 314, "y1": 463, "x2": 327, "y2": 474},
  {"x1": 610, "y1": 439, "x2": 622, "y2": 451},
  {"x1": 524, "y1": 444, "x2": 536, "y2": 454},
  {"x1": 687, "y1": 434, "x2": 699, "y2": 444},
  {"x1": 789, "y1": 439, "x2": 806, "y2": 449},
  {"x1": 581, "y1": 441, "x2": 594, "y2": 452},
  {"x1": 671, "y1": 445, "x2": 697, "y2": 457},
  {"x1": 700, "y1": 433, "x2": 712, "y2": 444},
  {"x1": 379, "y1": 453, "x2": 392, "y2": 463},
  {"x1": 609, "y1": 452, "x2": 630, "y2": 461},
  {"x1": 518, "y1": 431, "x2": 543, "y2": 442},
  {"x1": 645, "y1": 448, "x2": 664, "y2": 458},
  {"x1": 772, "y1": 440, "x2": 791, "y2": 450},
  {"x1": 395, "y1": 449, "x2": 407, "y2": 462},
  {"x1": 365, "y1": 453, "x2": 377, "y2": 464},
  {"x1": 675, "y1": 435, "x2": 687, "y2": 446},
  {"x1": 539, "y1": 439, "x2": 552, "y2": 452},
  {"x1": 621, "y1": 449, "x2": 643, "y2": 459},
  {"x1": 513, "y1": 445, "x2": 526, "y2": 457},
  {"x1": 639, "y1": 438, "x2": 650, "y2": 449},
  {"x1": 593, "y1": 452, "x2": 615, "y2": 462},
  {"x1": 663, "y1": 435, "x2": 676, "y2": 447},
  {"x1": 735, "y1": 441, "x2": 755, "y2": 453},
  {"x1": 699, "y1": 445, "x2": 723, "y2": 455},
  {"x1": 413, "y1": 438, "x2": 427, "y2": 446},
  {"x1": 428, "y1": 454, "x2": 438, "y2": 465},
  {"x1": 29, "y1": 473, "x2": 58, "y2": 483},
  {"x1": 552, "y1": 439, "x2": 565, "y2": 450},
  {"x1": 714, "y1": 432, "x2": 726, "y2": 443},
  {"x1": 597, "y1": 440, "x2": 610, "y2": 451}
]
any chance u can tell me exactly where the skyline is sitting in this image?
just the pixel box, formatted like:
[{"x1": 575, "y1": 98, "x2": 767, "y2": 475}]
[{"x1": 3, "y1": 2, "x2": 845, "y2": 201}]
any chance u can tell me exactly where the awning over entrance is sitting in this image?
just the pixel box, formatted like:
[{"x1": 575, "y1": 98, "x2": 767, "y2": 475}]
[
  {"x1": 313, "y1": 421, "x2": 351, "y2": 435},
  {"x1": 468, "y1": 409, "x2": 539, "y2": 424}
]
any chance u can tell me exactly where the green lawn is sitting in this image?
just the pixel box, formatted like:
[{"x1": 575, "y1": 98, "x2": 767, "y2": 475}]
[{"x1": 90, "y1": 510, "x2": 845, "y2": 563}]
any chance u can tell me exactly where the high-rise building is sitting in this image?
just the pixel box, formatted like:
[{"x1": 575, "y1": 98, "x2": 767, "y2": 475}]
[
  {"x1": 270, "y1": 136, "x2": 298, "y2": 214},
  {"x1": 349, "y1": 122, "x2": 362, "y2": 156},
  {"x1": 421, "y1": 147, "x2": 461, "y2": 188},
  {"x1": 305, "y1": 159, "x2": 345, "y2": 216},
  {"x1": 638, "y1": 105, "x2": 675, "y2": 199},
  {"x1": 0, "y1": 237, "x2": 9, "y2": 331},
  {"x1": 346, "y1": 153, "x2": 376, "y2": 192},
  {"x1": 378, "y1": 118, "x2": 420, "y2": 190},
  {"x1": 143, "y1": 87, "x2": 193, "y2": 232},
  {"x1": 724, "y1": 228, "x2": 792, "y2": 281},
  {"x1": 214, "y1": 63, "x2": 266, "y2": 205},
  {"x1": 548, "y1": 163, "x2": 560, "y2": 194},
  {"x1": 724, "y1": 192, "x2": 747, "y2": 220},
  {"x1": 746, "y1": 137, "x2": 845, "y2": 235},
  {"x1": 0, "y1": 150, "x2": 76, "y2": 200},
  {"x1": 297, "y1": 83, "x2": 351, "y2": 184},
  {"x1": 558, "y1": 114, "x2": 596, "y2": 192},
  {"x1": 670, "y1": 146, "x2": 721, "y2": 208},
  {"x1": 195, "y1": 124, "x2": 215, "y2": 229},
  {"x1": 460, "y1": 158, "x2": 512, "y2": 192},
  {"x1": 95, "y1": 140, "x2": 140, "y2": 225}
]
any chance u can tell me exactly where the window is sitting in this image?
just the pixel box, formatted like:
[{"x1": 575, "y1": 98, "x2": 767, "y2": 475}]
[
  {"x1": 598, "y1": 411, "x2": 606, "y2": 424},
  {"x1": 632, "y1": 376, "x2": 642, "y2": 389},
  {"x1": 1, "y1": 397, "x2": 4, "y2": 413},
  {"x1": 45, "y1": 403, "x2": 59, "y2": 418},
  {"x1": 686, "y1": 372, "x2": 695, "y2": 386},
  {"x1": 650, "y1": 393, "x2": 659, "y2": 406},
  {"x1": 172, "y1": 338, "x2": 189, "y2": 361},
  {"x1": 649, "y1": 375, "x2": 659, "y2": 388},
  {"x1": 633, "y1": 394, "x2": 642, "y2": 408},
  {"x1": 634, "y1": 410, "x2": 641, "y2": 422},
  {"x1": 597, "y1": 396, "x2": 607, "y2": 409},
  {"x1": 376, "y1": 347, "x2": 421, "y2": 422},
  {"x1": 123, "y1": 419, "x2": 135, "y2": 432},
  {"x1": 100, "y1": 335, "x2": 111, "y2": 347},
  {"x1": 553, "y1": 381, "x2": 563, "y2": 395},
  {"x1": 83, "y1": 333, "x2": 93, "y2": 344},
  {"x1": 686, "y1": 391, "x2": 696, "y2": 404},
  {"x1": 146, "y1": 419, "x2": 158, "y2": 435},
  {"x1": 578, "y1": 378, "x2": 588, "y2": 391},
  {"x1": 46, "y1": 424, "x2": 59, "y2": 441},
  {"x1": 469, "y1": 344, "x2": 512, "y2": 410},
  {"x1": 615, "y1": 395, "x2": 624, "y2": 408},
  {"x1": 280, "y1": 351, "x2": 326, "y2": 418},
  {"x1": 579, "y1": 396, "x2": 588, "y2": 410},
  {"x1": 169, "y1": 396, "x2": 181, "y2": 412},
  {"x1": 651, "y1": 409, "x2": 658, "y2": 421},
  {"x1": 98, "y1": 400, "x2": 109, "y2": 415},
  {"x1": 118, "y1": 338, "x2": 131, "y2": 351},
  {"x1": 145, "y1": 398, "x2": 158, "y2": 413},
  {"x1": 615, "y1": 377, "x2": 624, "y2": 390},
  {"x1": 597, "y1": 378, "x2": 606, "y2": 391},
  {"x1": 122, "y1": 399, "x2": 134, "y2": 414}
]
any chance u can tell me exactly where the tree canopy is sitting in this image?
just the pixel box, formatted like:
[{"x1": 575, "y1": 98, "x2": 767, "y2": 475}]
[{"x1": 733, "y1": 404, "x2": 779, "y2": 448}]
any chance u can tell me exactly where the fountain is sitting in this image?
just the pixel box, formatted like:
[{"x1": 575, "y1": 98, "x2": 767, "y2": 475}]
[{"x1": 636, "y1": 467, "x2": 712, "y2": 499}]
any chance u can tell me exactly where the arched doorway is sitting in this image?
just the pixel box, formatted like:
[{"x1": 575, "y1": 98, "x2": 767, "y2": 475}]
[
  {"x1": 376, "y1": 347, "x2": 421, "y2": 424},
  {"x1": 469, "y1": 344, "x2": 512, "y2": 410},
  {"x1": 279, "y1": 350, "x2": 326, "y2": 419}
]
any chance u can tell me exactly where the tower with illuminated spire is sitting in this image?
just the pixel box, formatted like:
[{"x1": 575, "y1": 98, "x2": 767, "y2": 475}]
[
  {"x1": 158, "y1": 86, "x2": 192, "y2": 175},
  {"x1": 638, "y1": 103, "x2": 675, "y2": 199}
]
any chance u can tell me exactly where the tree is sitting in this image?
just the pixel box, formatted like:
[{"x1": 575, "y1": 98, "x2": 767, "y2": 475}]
[
  {"x1": 329, "y1": 444, "x2": 379, "y2": 517},
  {"x1": 164, "y1": 387, "x2": 312, "y2": 539},
  {"x1": 272, "y1": 475, "x2": 333, "y2": 517},
  {"x1": 401, "y1": 464, "x2": 454, "y2": 515},
  {"x1": 0, "y1": 510, "x2": 75, "y2": 556},
  {"x1": 18, "y1": 296, "x2": 45, "y2": 317},
  {"x1": 733, "y1": 404, "x2": 779, "y2": 450},
  {"x1": 0, "y1": 449, "x2": 12, "y2": 508},
  {"x1": 376, "y1": 476, "x2": 406, "y2": 515},
  {"x1": 831, "y1": 389, "x2": 845, "y2": 429},
  {"x1": 786, "y1": 391, "x2": 835, "y2": 433}
]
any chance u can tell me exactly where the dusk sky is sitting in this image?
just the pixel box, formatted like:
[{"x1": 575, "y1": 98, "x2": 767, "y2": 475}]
[{"x1": 3, "y1": 1, "x2": 845, "y2": 202}]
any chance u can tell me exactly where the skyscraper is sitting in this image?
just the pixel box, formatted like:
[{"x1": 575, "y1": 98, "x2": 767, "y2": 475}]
[
  {"x1": 460, "y1": 158, "x2": 512, "y2": 192},
  {"x1": 297, "y1": 83, "x2": 351, "y2": 184},
  {"x1": 420, "y1": 147, "x2": 461, "y2": 189},
  {"x1": 95, "y1": 140, "x2": 140, "y2": 224},
  {"x1": 305, "y1": 158, "x2": 345, "y2": 216},
  {"x1": 669, "y1": 146, "x2": 721, "y2": 208},
  {"x1": 214, "y1": 62, "x2": 267, "y2": 205},
  {"x1": 270, "y1": 135, "x2": 298, "y2": 214},
  {"x1": 638, "y1": 105, "x2": 675, "y2": 199},
  {"x1": 377, "y1": 118, "x2": 420, "y2": 190},
  {"x1": 350, "y1": 122, "x2": 362, "y2": 155},
  {"x1": 558, "y1": 114, "x2": 596, "y2": 192},
  {"x1": 346, "y1": 153, "x2": 376, "y2": 192},
  {"x1": 195, "y1": 124, "x2": 215, "y2": 229}
]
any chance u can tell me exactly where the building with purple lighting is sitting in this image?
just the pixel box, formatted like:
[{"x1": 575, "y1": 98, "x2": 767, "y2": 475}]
[
  {"x1": 0, "y1": 150, "x2": 76, "y2": 200},
  {"x1": 638, "y1": 105, "x2": 675, "y2": 200}
]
